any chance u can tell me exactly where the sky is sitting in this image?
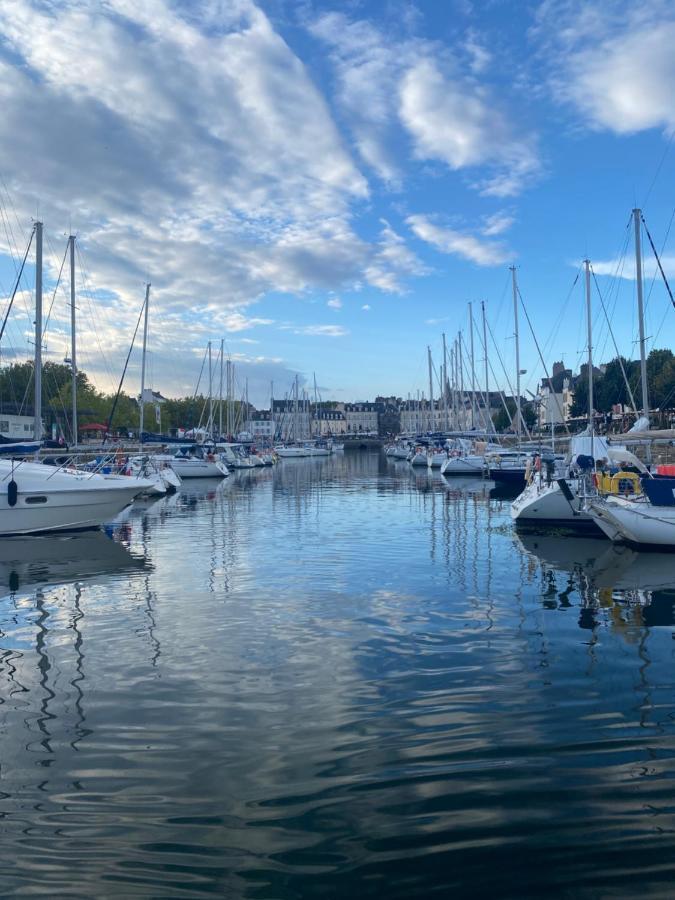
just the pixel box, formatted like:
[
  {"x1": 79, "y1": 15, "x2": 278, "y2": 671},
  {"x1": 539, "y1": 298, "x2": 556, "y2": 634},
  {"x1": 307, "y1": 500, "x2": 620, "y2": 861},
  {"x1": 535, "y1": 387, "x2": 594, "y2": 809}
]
[{"x1": 0, "y1": 0, "x2": 675, "y2": 409}]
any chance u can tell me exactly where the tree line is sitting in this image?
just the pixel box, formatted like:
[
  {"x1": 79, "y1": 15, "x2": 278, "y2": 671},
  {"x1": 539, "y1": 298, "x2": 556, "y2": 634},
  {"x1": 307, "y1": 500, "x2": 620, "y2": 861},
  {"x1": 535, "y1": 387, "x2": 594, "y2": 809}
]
[{"x1": 0, "y1": 361, "x2": 246, "y2": 437}]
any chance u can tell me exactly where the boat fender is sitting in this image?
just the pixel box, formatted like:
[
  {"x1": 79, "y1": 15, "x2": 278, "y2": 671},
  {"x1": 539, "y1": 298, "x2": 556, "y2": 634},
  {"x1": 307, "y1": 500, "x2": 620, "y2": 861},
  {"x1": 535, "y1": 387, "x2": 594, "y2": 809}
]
[{"x1": 7, "y1": 479, "x2": 17, "y2": 507}]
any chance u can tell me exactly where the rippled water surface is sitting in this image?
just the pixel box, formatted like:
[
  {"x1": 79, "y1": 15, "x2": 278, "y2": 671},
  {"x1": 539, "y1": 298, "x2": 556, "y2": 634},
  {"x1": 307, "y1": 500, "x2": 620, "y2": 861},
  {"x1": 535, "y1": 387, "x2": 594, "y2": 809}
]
[{"x1": 2, "y1": 452, "x2": 675, "y2": 897}]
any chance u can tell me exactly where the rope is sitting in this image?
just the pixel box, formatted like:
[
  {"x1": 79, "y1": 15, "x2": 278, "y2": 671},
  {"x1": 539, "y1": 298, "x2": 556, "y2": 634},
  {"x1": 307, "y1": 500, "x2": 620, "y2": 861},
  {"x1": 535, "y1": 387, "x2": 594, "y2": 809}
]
[
  {"x1": 641, "y1": 213, "x2": 675, "y2": 310},
  {"x1": 103, "y1": 291, "x2": 147, "y2": 442}
]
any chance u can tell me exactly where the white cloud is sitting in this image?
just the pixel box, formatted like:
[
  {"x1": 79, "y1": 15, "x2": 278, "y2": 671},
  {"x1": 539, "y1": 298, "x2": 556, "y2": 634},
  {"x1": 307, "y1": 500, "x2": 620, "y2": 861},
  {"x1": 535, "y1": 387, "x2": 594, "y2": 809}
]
[
  {"x1": 482, "y1": 212, "x2": 515, "y2": 237},
  {"x1": 534, "y1": 1, "x2": 675, "y2": 135},
  {"x1": 407, "y1": 214, "x2": 512, "y2": 267},
  {"x1": 364, "y1": 220, "x2": 429, "y2": 292},
  {"x1": 400, "y1": 58, "x2": 540, "y2": 197},
  {"x1": 583, "y1": 256, "x2": 675, "y2": 280},
  {"x1": 327, "y1": 297, "x2": 343, "y2": 309},
  {"x1": 284, "y1": 324, "x2": 349, "y2": 337},
  {"x1": 311, "y1": 12, "x2": 539, "y2": 195},
  {"x1": 0, "y1": 0, "x2": 417, "y2": 399},
  {"x1": 361, "y1": 304, "x2": 371, "y2": 311}
]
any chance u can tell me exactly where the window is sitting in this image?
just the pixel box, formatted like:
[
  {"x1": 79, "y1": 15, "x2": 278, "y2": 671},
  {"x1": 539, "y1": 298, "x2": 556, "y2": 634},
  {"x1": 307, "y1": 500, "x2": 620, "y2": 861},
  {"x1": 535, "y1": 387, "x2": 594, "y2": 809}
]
[
  {"x1": 0, "y1": 421, "x2": 8, "y2": 432},
  {"x1": 25, "y1": 496, "x2": 47, "y2": 504},
  {"x1": 24, "y1": 424, "x2": 31, "y2": 431}
]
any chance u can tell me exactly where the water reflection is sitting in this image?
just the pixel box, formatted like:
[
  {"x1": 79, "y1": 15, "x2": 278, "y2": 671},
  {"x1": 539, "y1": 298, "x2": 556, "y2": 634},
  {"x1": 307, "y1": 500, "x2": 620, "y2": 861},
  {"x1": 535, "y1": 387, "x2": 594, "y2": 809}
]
[
  {"x1": 0, "y1": 530, "x2": 146, "y2": 598},
  {"x1": 0, "y1": 454, "x2": 674, "y2": 896},
  {"x1": 518, "y1": 532, "x2": 675, "y2": 628}
]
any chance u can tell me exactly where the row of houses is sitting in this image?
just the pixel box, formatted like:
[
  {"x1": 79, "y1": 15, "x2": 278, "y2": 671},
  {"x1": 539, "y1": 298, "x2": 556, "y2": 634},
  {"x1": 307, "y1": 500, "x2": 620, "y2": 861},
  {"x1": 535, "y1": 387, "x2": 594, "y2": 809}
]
[{"x1": 245, "y1": 395, "x2": 510, "y2": 440}]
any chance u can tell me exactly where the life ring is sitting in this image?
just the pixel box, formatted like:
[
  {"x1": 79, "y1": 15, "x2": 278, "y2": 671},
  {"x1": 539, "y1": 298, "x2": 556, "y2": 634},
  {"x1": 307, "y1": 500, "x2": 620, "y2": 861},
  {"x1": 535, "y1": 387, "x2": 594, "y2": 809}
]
[{"x1": 609, "y1": 471, "x2": 641, "y2": 495}]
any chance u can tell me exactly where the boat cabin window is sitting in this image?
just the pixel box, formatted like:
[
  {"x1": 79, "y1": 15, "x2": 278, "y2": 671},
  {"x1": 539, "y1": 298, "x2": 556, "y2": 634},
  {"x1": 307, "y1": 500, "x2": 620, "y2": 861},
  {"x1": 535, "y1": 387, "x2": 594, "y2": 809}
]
[{"x1": 25, "y1": 495, "x2": 48, "y2": 504}]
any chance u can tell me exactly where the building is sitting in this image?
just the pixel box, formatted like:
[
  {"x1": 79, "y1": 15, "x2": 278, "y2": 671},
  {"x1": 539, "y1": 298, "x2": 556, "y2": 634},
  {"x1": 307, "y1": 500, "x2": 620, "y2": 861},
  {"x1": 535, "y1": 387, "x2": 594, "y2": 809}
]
[
  {"x1": 272, "y1": 400, "x2": 311, "y2": 441},
  {"x1": 0, "y1": 412, "x2": 39, "y2": 440},
  {"x1": 314, "y1": 409, "x2": 347, "y2": 435},
  {"x1": 344, "y1": 403, "x2": 379, "y2": 434},
  {"x1": 537, "y1": 362, "x2": 574, "y2": 426},
  {"x1": 245, "y1": 410, "x2": 276, "y2": 439}
]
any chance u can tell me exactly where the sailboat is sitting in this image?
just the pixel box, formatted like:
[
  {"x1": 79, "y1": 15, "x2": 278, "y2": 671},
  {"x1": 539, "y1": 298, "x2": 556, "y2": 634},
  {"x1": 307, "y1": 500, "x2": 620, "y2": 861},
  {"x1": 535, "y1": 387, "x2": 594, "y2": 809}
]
[{"x1": 512, "y1": 212, "x2": 654, "y2": 529}]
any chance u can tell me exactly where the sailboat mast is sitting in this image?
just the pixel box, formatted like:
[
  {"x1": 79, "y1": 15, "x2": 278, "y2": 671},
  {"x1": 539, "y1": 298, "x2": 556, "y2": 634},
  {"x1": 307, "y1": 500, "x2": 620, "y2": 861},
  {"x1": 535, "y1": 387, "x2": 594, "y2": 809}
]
[
  {"x1": 427, "y1": 346, "x2": 434, "y2": 432},
  {"x1": 69, "y1": 234, "x2": 77, "y2": 445},
  {"x1": 633, "y1": 208, "x2": 650, "y2": 419},
  {"x1": 584, "y1": 259, "x2": 594, "y2": 438},
  {"x1": 139, "y1": 282, "x2": 150, "y2": 444},
  {"x1": 34, "y1": 220, "x2": 42, "y2": 441},
  {"x1": 219, "y1": 338, "x2": 224, "y2": 438},
  {"x1": 469, "y1": 303, "x2": 476, "y2": 430},
  {"x1": 442, "y1": 333, "x2": 448, "y2": 430},
  {"x1": 208, "y1": 340, "x2": 213, "y2": 438},
  {"x1": 482, "y1": 301, "x2": 489, "y2": 432},
  {"x1": 458, "y1": 332, "x2": 464, "y2": 431},
  {"x1": 511, "y1": 266, "x2": 521, "y2": 444}
]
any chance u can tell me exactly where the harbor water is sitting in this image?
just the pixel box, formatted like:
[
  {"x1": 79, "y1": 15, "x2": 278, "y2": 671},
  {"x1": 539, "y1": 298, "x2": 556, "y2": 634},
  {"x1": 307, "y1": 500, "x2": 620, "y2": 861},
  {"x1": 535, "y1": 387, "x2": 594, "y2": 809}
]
[{"x1": 1, "y1": 452, "x2": 675, "y2": 897}]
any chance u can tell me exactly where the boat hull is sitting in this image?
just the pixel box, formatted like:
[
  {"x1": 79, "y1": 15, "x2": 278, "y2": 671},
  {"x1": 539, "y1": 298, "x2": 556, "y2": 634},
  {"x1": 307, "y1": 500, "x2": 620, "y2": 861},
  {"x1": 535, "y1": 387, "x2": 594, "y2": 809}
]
[
  {"x1": 441, "y1": 455, "x2": 485, "y2": 476},
  {"x1": 589, "y1": 497, "x2": 675, "y2": 547},
  {"x1": 510, "y1": 479, "x2": 600, "y2": 531},
  {"x1": 0, "y1": 485, "x2": 142, "y2": 535}
]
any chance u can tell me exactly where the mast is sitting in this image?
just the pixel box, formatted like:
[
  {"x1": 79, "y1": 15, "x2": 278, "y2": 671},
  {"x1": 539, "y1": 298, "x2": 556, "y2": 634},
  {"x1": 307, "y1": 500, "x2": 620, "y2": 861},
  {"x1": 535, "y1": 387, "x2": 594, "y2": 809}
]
[
  {"x1": 219, "y1": 338, "x2": 224, "y2": 438},
  {"x1": 442, "y1": 333, "x2": 448, "y2": 430},
  {"x1": 511, "y1": 266, "x2": 521, "y2": 443},
  {"x1": 270, "y1": 380, "x2": 274, "y2": 441},
  {"x1": 208, "y1": 340, "x2": 213, "y2": 438},
  {"x1": 69, "y1": 234, "x2": 77, "y2": 445},
  {"x1": 139, "y1": 282, "x2": 151, "y2": 444},
  {"x1": 458, "y1": 332, "x2": 464, "y2": 431},
  {"x1": 584, "y1": 259, "x2": 594, "y2": 438},
  {"x1": 294, "y1": 374, "x2": 299, "y2": 442},
  {"x1": 481, "y1": 301, "x2": 489, "y2": 432},
  {"x1": 34, "y1": 220, "x2": 42, "y2": 440},
  {"x1": 427, "y1": 346, "x2": 434, "y2": 432},
  {"x1": 633, "y1": 208, "x2": 649, "y2": 420},
  {"x1": 469, "y1": 303, "x2": 476, "y2": 430}
]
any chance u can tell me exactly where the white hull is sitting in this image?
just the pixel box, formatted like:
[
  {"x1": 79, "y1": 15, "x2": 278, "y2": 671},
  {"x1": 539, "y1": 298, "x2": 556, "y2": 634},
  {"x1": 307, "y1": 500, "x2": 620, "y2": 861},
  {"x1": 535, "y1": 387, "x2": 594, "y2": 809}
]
[
  {"x1": 427, "y1": 452, "x2": 447, "y2": 469},
  {"x1": 275, "y1": 447, "x2": 309, "y2": 458},
  {"x1": 441, "y1": 455, "x2": 485, "y2": 476},
  {"x1": 163, "y1": 457, "x2": 228, "y2": 478},
  {"x1": 410, "y1": 452, "x2": 427, "y2": 467},
  {"x1": 511, "y1": 479, "x2": 593, "y2": 527},
  {"x1": 589, "y1": 496, "x2": 675, "y2": 546},
  {"x1": 0, "y1": 461, "x2": 148, "y2": 535}
]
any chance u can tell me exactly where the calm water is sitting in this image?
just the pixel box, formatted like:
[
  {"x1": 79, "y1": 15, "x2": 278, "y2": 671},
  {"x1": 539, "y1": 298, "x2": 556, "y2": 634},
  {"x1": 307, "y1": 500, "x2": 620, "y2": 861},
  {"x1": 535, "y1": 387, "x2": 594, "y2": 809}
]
[{"x1": 1, "y1": 452, "x2": 675, "y2": 897}]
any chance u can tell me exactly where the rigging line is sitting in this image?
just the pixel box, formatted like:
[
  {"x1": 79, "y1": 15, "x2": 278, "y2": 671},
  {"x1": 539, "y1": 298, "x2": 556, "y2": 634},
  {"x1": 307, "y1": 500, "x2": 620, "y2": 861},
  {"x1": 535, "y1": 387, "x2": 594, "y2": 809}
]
[
  {"x1": 643, "y1": 131, "x2": 675, "y2": 209},
  {"x1": 74, "y1": 245, "x2": 118, "y2": 391},
  {"x1": 191, "y1": 345, "x2": 208, "y2": 402},
  {"x1": 640, "y1": 213, "x2": 675, "y2": 311},
  {"x1": 485, "y1": 316, "x2": 532, "y2": 441},
  {"x1": 103, "y1": 290, "x2": 148, "y2": 443},
  {"x1": 595, "y1": 228, "x2": 631, "y2": 363},
  {"x1": 590, "y1": 266, "x2": 638, "y2": 414},
  {"x1": 0, "y1": 227, "x2": 34, "y2": 345},
  {"x1": 517, "y1": 286, "x2": 571, "y2": 436},
  {"x1": 42, "y1": 239, "x2": 69, "y2": 338},
  {"x1": 476, "y1": 321, "x2": 514, "y2": 432}
]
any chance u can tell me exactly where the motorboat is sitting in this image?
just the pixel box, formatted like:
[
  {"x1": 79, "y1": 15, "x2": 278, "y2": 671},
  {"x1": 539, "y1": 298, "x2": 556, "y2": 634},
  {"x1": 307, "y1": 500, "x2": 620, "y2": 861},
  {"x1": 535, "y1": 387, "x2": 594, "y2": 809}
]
[{"x1": 0, "y1": 458, "x2": 153, "y2": 535}]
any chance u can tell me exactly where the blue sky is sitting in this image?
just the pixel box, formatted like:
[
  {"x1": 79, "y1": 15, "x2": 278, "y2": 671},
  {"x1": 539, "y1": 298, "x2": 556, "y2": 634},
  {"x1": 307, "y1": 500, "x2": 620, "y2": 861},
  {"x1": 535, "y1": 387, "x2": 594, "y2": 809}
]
[{"x1": 0, "y1": 0, "x2": 674, "y2": 407}]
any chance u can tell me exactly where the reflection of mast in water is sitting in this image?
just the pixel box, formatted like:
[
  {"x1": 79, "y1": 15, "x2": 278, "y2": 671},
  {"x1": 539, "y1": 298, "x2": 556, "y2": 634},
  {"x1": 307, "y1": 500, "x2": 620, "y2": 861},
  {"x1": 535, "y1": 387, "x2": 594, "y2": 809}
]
[
  {"x1": 140, "y1": 511, "x2": 161, "y2": 669},
  {"x1": 70, "y1": 582, "x2": 91, "y2": 750},
  {"x1": 34, "y1": 590, "x2": 55, "y2": 758}
]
